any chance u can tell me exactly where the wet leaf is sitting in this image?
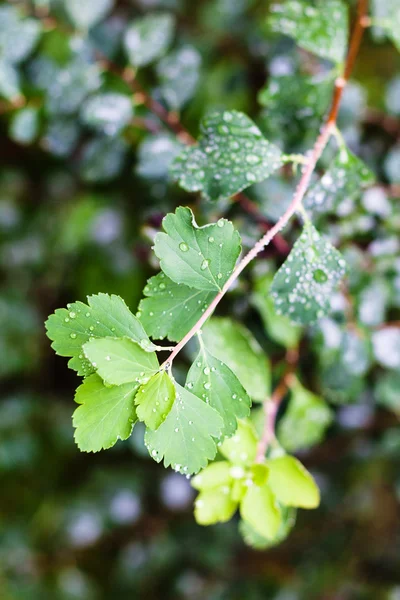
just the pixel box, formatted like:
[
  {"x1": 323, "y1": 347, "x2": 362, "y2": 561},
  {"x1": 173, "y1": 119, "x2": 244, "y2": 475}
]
[
  {"x1": 270, "y1": 223, "x2": 347, "y2": 325},
  {"x1": 137, "y1": 273, "x2": 216, "y2": 342},
  {"x1": 65, "y1": 0, "x2": 113, "y2": 31},
  {"x1": 171, "y1": 110, "x2": 283, "y2": 202},
  {"x1": 83, "y1": 337, "x2": 159, "y2": 386},
  {"x1": 304, "y1": 148, "x2": 375, "y2": 215},
  {"x1": 135, "y1": 371, "x2": 176, "y2": 430},
  {"x1": 268, "y1": 0, "x2": 348, "y2": 64},
  {"x1": 187, "y1": 344, "x2": 251, "y2": 437},
  {"x1": 154, "y1": 207, "x2": 241, "y2": 291},
  {"x1": 202, "y1": 318, "x2": 271, "y2": 401},
  {"x1": 45, "y1": 294, "x2": 151, "y2": 377},
  {"x1": 124, "y1": 13, "x2": 175, "y2": 68},
  {"x1": 81, "y1": 93, "x2": 133, "y2": 136},
  {"x1": 145, "y1": 383, "x2": 224, "y2": 475},
  {"x1": 73, "y1": 374, "x2": 138, "y2": 452},
  {"x1": 156, "y1": 45, "x2": 201, "y2": 110}
]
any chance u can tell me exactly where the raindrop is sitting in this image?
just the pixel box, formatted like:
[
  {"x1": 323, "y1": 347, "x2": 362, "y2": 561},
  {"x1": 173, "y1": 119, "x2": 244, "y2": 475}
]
[{"x1": 179, "y1": 242, "x2": 189, "y2": 252}]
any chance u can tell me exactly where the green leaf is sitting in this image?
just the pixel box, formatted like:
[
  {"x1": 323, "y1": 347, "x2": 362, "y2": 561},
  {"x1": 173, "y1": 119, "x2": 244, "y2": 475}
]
[
  {"x1": 45, "y1": 293, "x2": 152, "y2": 377},
  {"x1": 219, "y1": 420, "x2": 258, "y2": 466},
  {"x1": 135, "y1": 371, "x2": 176, "y2": 430},
  {"x1": 194, "y1": 487, "x2": 238, "y2": 525},
  {"x1": 268, "y1": 0, "x2": 348, "y2": 64},
  {"x1": 239, "y1": 506, "x2": 296, "y2": 549},
  {"x1": 156, "y1": 45, "x2": 201, "y2": 111},
  {"x1": 258, "y1": 73, "x2": 333, "y2": 144},
  {"x1": 65, "y1": 0, "x2": 113, "y2": 30},
  {"x1": 372, "y1": 327, "x2": 400, "y2": 370},
  {"x1": 0, "y1": 6, "x2": 41, "y2": 64},
  {"x1": 154, "y1": 207, "x2": 241, "y2": 292},
  {"x1": 375, "y1": 372, "x2": 400, "y2": 416},
  {"x1": 73, "y1": 374, "x2": 138, "y2": 452},
  {"x1": 9, "y1": 108, "x2": 39, "y2": 145},
  {"x1": 171, "y1": 110, "x2": 283, "y2": 202},
  {"x1": 83, "y1": 337, "x2": 159, "y2": 386},
  {"x1": 240, "y1": 483, "x2": 282, "y2": 540},
  {"x1": 304, "y1": 148, "x2": 375, "y2": 215},
  {"x1": 80, "y1": 93, "x2": 133, "y2": 136},
  {"x1": 192, "y1": 461, "x2": 232, "y2": 491},
  {"x1": 267, "y1": 455, "x2": 320, "y2": 509},
  {"x1": 124, "y1": 13, "x2": 175, "y2": 68},
  {"x1": 187, "y1": 343, "x2": 251, "y2": 437},
  {"x1": 270, "y1": 223, "x2": 347, "y2": 325},
  {"x1": 277, "y1": 381, "x2": 333, "y2": 452},
  {"x1": 252, "y1": 273, "x2": 302, "y2": 348},
  {"x1": 0, "y1": 59, "x2": 21, "y2": 101},
  {"x1": 201, "y1": 318, "x2": 271, "y2": 401},
  {"x1": 145, "y1": 383, "x2": 224, "y2": 475},
  {"x1": 80, "y1": 136, "x2": 127, "y2": 183},
  {"x1": 136, "y1": 134, "x2": 183, "y2": 180},
  {"x1": 137, "y1": 273, "x2": 216, "y2": 342},
  {"x1": 371, "y1": 0, "x2": 400, "y2": 52}
]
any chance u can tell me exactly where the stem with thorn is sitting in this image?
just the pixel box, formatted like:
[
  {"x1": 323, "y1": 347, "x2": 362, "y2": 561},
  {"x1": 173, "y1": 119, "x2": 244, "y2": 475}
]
[{"x1": 162, "y1": 0, "x2": 369, "y2": 369}]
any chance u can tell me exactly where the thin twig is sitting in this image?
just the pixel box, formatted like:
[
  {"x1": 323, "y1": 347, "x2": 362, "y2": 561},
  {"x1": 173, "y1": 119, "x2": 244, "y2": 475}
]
[
  {"x1": 162, "y1": 0, "x2": 369, "y2": 369},
  {"x1": 255, "y1": 348, "x2": 299, "y2": 463}
]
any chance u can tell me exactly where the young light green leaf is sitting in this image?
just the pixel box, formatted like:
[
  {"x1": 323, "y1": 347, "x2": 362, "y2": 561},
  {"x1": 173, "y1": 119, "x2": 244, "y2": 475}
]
[
  {"x1": 278, "y1": 381, "x2": 333, "y2": 452},
  {"x1": 135, "y1": 371, "x2": 176, "y2": 430},
  {"x1": 252, "y1": 273, "x2": 302, "y2": 349},
  {"x1": 145, "y1": 383, "x2": 224, "y2": 475},
  {"x1": 154, "y1": 207, "x2": 241, "y2": 292},
  {"x1": 156, "y1": 45, "x2": 201, "y2": 111},
  {"x1": 267, "y1": 455, "x2": 320, "y2": 509},
  {"x1": 270, "y1": 223, "x2": 347, "y2": 325},
  {"x1": 240, "y1": 483, "x2": 282, "y2": 540},
  {"x1": 219, "y1": 420, "x2": 258, "y2": 466},
  {"x1": 201, "y1": 318, "x2": 271, "y2": 401},
  {"x1": 65, "y1": 0, "x2": 113, "y2": 30},
  {"x1": 73, "y1": 374, "x2": 138, "y2": 452},
  {"x1": 124, "y1": 13, "x2": 175, "y2": 68},
  {"x1": 191, "y1": 461, "x2": 232, "y2": 491},
  {"x1": 45, "y1": 293, "x2": 152, "y2": 377},
  {"x1": 170, "y1": 110, "x2": 283, "y2": 202},
  {"x1": 80, "y1": 93, "x2": 133, "y2": 136},
  {"x1": 268, "y1": 0, "x2": 348, "y2": 64},
  {"x1": 194, "y1": 487, "x2": 238, "y2": 525},
  {"x1": 187, "y1": 344, "x2": 251, "y2": 437},
  {"x1": 304, "y1": 148, "x2": 375, "y2": 215},
  {"x1": 83, "y1": 337, "x2": 159, "y2": 386},
  {"x1": 137, "y1": 273, "x2": 216, "y2": 342},
  {"x1": 239, "y1": 506, "x2": 296, "y2": 550}
]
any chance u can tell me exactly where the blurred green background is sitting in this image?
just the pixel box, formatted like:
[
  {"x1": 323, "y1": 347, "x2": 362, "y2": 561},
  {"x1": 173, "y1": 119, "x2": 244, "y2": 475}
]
[{"x1": 1, "y1": 0, "x2": 400, "y2": 598}]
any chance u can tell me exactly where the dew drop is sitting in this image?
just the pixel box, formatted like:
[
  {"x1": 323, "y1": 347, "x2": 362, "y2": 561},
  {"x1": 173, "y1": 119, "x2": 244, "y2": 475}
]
[
  {"x1": 70, "y1": 333, "x2": 77, "y2": 339},
  {"x1": 313, "y1": 268, "x2": 328, "y2": 283},
  {"x1": 201, "y1": 259, "x2": 210, "y2": 270},
  {"x1": 179, "y1": 242, "x2": 189, "y2": 252}
]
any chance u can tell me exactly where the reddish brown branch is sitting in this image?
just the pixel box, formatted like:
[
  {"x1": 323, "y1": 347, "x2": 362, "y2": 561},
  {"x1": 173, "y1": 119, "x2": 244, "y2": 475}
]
[{"x1": 255, "y1": 348, "x2": 299, "y2": 462}]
